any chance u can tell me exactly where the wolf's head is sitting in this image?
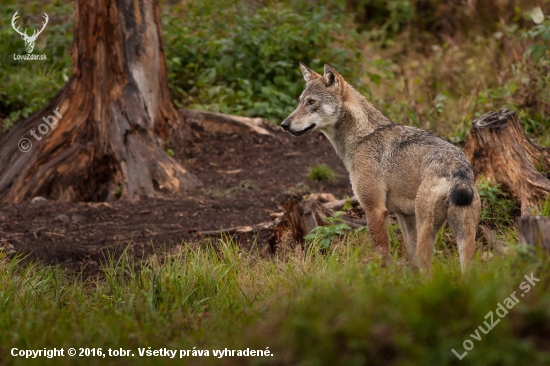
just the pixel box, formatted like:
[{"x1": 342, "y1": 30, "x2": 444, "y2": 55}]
[{"x1": 281, "y1": 63, "x2": 345, "y2": 136}]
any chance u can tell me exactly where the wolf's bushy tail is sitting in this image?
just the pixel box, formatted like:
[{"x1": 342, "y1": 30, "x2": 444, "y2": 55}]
[{"x1": 449, "y1": 168, "x2": 474, "y2": 207}]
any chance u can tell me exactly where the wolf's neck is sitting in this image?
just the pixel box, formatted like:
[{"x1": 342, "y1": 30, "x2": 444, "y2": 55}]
[{"x1": 322, "y1": 86, "x2": 393, "y2": 166}]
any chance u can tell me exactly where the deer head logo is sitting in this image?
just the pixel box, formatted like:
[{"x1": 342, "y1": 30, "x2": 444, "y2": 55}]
[{"x1": 11, "y1": 11, "x2": 49, "y2": 54}]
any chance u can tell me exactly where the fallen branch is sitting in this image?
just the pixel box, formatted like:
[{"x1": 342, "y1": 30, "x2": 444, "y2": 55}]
[
  {"x1": 180, "y1": 109, "x2": 273, "y2": 136},
  {"x1": 324, "y1": 196, "x2": 360, "y2": 211},
  {"x1": 200, "y1": 221, "x2": 278, "y2": 236}
]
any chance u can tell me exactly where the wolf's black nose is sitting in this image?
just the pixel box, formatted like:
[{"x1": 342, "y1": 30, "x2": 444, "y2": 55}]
[{"x1": 281, "y1": 119, "x2": 291, "y2": 130}]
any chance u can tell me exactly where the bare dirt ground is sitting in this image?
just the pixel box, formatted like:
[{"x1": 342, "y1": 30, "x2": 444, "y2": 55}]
[{"x1": 0, "y1": 121, "x2": 353, "y2": 272}]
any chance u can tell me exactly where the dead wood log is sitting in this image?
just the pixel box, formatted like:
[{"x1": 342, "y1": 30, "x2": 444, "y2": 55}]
[
  {"x1": 518, "y1": 216, "x2": 550, "y2": 251},
  {"x1": 278, "y1": 198, "x2": 334, "y2": 243},
  {"x1": 324, "y1": 196, "x2": 360, "y2": 211},
  {"x1": 200, "y1": 221, "x2": 277, "y2": 236},
  {"x1": 463, "y1": 109, "x2": 550, "y2": 215},
  {"x1": 180, "y1": 109, "x2": 273, "y2": 136}
]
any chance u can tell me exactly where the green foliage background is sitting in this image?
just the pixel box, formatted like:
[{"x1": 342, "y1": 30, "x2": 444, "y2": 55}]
[
  {"x1": 1, "y1": 0, "x2": 549, "y2": 131},
  {"x1": 162, "y1": 0, "x2": 363, "y2": 121}
]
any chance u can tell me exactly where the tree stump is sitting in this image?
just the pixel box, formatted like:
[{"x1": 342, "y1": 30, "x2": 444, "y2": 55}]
[
  {"x1": 517, "y1": 216, "x2": 550, "y2": 251},
  {"x1": 463, "y1": 109, "x2": 550, "y2": 215},
  {"x1": 271, "y1": 198, "x2": 331, "y2": 245}
]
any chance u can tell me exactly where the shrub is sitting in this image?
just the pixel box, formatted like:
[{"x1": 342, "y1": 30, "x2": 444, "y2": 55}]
[
  {"x1": 162, "y1": 0, "x2": 365, "y2": 122},
  {"x1": 346, "y1": 0, "x2": 415, "y2": 41}
]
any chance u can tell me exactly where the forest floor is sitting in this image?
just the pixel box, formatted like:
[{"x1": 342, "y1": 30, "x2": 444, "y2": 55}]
[{"x1": 0, "y1": 121, "x2": 354, "y2": 273}]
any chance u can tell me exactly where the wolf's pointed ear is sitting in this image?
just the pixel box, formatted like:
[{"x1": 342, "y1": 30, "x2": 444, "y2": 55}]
[
  {"x1": 323, "y1": 63, "x2": 342, "y2": 90},
  {"x1": 299, "y1": 62, "x2": 321, "y2": 83}
]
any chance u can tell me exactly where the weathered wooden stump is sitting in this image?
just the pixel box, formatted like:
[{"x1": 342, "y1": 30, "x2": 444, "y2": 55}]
[
  {"x1": 463, "y1": 109, "x2": 550, "y2": 215},
  {"x1": 517, "y1": 216, "x2": 550, "y2": 251},
  {"x1": 272, "y1": 198, "x2": 333, "y2": 245}
]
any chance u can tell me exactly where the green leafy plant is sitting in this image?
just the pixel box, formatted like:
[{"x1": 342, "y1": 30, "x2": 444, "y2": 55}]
[
  {"x1": 305, "y1": 211, "x2": 350, "y2": 249},
  {"x1": 307, "y1": 164, "x2": 337, "y2": 182},
  {"x1": 342, "y1": 196, "x2": 354, "y2": 211}
]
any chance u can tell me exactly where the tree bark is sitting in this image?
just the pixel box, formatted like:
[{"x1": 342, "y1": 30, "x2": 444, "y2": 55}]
[
  {"x1": 0, "y1": 0, "x2": 200, "y2": 203},
  {"x1": 463, "y1": 109, "x2": 550, "y2": 215}
]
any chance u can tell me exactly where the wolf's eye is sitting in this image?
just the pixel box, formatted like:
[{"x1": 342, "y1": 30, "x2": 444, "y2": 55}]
[{"x1": 307, "y1": 99, "x2": 316, "y2": 105}]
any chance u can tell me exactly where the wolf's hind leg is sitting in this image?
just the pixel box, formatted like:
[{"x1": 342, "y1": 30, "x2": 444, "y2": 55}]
[
  {"x1": 447, "y1": 190, "x2": 481, "y2": 274},
  {"x1": 415, "y1": 180, "x2": 448, "y2": 275},
  {"x1": 396, "y1": 214, "x2": 417, "y2": 264}
]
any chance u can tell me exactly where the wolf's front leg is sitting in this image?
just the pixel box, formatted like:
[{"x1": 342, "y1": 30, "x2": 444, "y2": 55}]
[{"x1": 364, "y1": 207, "x2": 391, "y2": 262}]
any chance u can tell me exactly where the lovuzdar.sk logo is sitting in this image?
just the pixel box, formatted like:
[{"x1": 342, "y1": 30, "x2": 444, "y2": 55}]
[{"x1": 11, "y1": 10, "x2": 48, "y2": 61}]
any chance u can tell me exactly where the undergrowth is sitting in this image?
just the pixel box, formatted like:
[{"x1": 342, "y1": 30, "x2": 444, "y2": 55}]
[
  {"x1": 1, "y1": 237, "x2": 550, "y2": 365},
  {"x1": 476, "y1": 176, "x2": 519, "y2": 227},
  {"x1": 162, "y1": 0, "x2": 365, "y2": 122},
  {"x1": 305, "y1": 211, "x2": 350, "y2": 249}
]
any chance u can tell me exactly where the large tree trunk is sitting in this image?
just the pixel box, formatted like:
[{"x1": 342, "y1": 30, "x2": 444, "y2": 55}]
[
  {"x1": 463, "y1": 109, "x2": 550, "y2": 215},
  {"x1": 0, "y1": 0, "x2": 200, "y2": 203}
]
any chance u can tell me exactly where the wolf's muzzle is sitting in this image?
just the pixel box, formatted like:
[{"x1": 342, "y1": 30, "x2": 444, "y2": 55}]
[
  {"x1": 281, "y1": 119, "x2": 291, "y2": 130},
  {"x1": 288, "y1": 124, "x2": 316, "y2": 136}
]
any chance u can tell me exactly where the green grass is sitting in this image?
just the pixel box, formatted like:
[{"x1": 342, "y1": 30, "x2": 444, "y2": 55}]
[
  {"x1": 307, "y1": 164, "x2": 337, "y2": 182},
  {"x1": 1, "y1": 234, "x2": 550, "y2": 365}
]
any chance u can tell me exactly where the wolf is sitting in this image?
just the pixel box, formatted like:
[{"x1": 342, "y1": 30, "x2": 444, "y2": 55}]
[{"x1": 281, "y1": 63, "x2": 480, "y2": 274}]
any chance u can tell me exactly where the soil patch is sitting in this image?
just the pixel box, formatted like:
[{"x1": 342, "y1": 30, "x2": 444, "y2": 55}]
[{"x1": 0, "y1": 121, "x2": 352, "y2": 272}]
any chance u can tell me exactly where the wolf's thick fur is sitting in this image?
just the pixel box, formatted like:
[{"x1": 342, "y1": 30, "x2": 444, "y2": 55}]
[{"x1": 281, "y1": 63, "x2": 481, "y2": 274}]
